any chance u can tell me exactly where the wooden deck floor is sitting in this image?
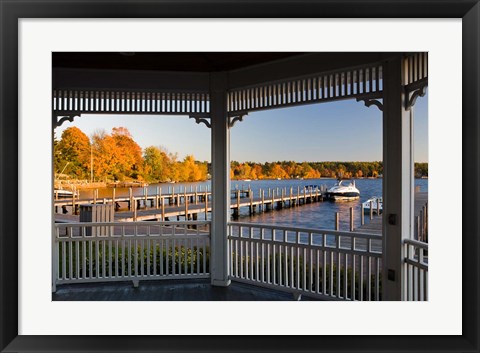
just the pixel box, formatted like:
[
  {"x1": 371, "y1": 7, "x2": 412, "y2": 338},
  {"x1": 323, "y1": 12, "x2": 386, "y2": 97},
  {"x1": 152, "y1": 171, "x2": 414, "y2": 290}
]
[
  {"x1": 355, "y1": 192, "x2": 428, "y2": 235},
  {"x1": 53, "y1": 279, "x2": 318, "y2": 301}
]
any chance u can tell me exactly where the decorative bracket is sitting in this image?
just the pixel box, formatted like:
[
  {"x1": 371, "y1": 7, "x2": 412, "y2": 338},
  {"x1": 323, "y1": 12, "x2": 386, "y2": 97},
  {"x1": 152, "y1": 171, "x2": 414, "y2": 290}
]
[
  {"x1": 228, "y1": 112, "x2": 248, "y2": 128},
  {"x1": 53, "y1": 112, "x2": 81, "y2": 129},
  {"x1": 189, "y1": 114, "x2": 211, "y2": 128},
  {"x1": 405, "y1": 79, "x2": 428, "y2": 110},
  {"x1": 356, "y1": 97, "x2": 383, "y2": 112}
]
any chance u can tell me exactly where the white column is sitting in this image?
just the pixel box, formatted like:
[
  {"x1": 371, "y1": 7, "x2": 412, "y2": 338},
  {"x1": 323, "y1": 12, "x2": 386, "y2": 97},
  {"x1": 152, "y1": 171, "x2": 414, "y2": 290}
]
[
  {"x1": 382, "y1": 56, "x2": 414, "y2": 300},
  {"x1": 210, "y1": 72, "x2": 231, "y2": 286}
]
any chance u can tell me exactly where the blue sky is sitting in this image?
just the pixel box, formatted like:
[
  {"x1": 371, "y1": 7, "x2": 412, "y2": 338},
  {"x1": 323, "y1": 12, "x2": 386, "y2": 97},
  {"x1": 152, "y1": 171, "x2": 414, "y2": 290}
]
[{"x1": 55, "y1": 93, "x2": 428, "y2": 163}]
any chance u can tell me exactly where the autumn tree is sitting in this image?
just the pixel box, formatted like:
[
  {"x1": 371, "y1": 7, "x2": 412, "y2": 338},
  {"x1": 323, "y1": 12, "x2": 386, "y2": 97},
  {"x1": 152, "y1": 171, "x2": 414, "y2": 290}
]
[
  {"x1": 91, "y1": 127, "x2": 143, "y2": 181},
  {"x1": 267, "y1": 163, "x2": 289, "y2": 179},
  {"x1": 55, "y1": 127, "x2": 91, "y2": 178},
  {"x1": 179, "y1": 155, "x2": 208, "y2": 182}
]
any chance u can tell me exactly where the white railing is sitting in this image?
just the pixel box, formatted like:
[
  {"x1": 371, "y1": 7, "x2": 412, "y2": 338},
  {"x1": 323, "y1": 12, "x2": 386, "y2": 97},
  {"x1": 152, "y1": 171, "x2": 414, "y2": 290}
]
[
  {"x1": 227, "y1": 222, "x2": 383, "y2": 301},
  {"x1": 403, "y1": 239, "x2": 428, "y2": 301},
  {"x1": 53, "y1": 221, "x2": 210, "y2": 291}
]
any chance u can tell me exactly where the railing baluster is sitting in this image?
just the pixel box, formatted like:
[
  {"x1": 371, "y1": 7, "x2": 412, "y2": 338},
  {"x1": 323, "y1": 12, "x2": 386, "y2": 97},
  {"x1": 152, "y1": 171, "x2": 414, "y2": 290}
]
[
  {"x1": 58, "y1": 242, "x2": 67, "y2": 280},
  {"x1": 352, "y1": 254, "x2": 356, "y2": 301},
  {"x1": 272, "y1": 241, "x2": 276, "y2": 285},
  {"x1": 267, "y1": 241, "x2": 271, "y2": 284},
  {"x1": 368, "y1": 257, "x2": 372, "y2": 301},
  {"x1": 256, "y1": 236, "x2": 260, "y2": 282},
  {"x1": 82, "y1": 232, "x2": 87, "y2": 279},
  {"x1": 249, "y1": 227, "x2": 254, "y2": 280},
  {"x1": 360, "y1": 255, "x2": 364, "y2": 301},
  {"x1": 296, "y1": 232, "x2": 300, "y2": 289},
  {"x1": 344, "y1": 252, "x2": 348, "y2": 299},
  {"x1": 115, "y1": 239, "x2": 119, "y2": 278},
  {"x1": 76, "y1": 238, "x2": 80, "y2": 279},
  {"x1": 376, "y1": 258, "x2": 380, "y2": 300},
  {"x1": 240, "y1": 237, "x2": 244, "y2": 279},
  {"x1": 303, "y1": 247, "x2": 307, "y2": 291}
]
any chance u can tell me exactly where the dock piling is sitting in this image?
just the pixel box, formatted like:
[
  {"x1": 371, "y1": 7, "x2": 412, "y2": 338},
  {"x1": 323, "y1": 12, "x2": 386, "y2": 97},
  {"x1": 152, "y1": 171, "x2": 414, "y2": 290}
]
[{"x1": 350, "y1": 207, "x2": 354, "y2": 232}]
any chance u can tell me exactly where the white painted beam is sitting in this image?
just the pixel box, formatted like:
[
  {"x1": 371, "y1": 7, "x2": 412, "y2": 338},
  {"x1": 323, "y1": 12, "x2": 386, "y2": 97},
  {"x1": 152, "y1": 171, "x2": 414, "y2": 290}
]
[
  {"x1": 209, "y1": 72, "x2": 231, "y2": 287},
  {"x1": 382, "y1": 56, "x2": 414, "y2": 301}
]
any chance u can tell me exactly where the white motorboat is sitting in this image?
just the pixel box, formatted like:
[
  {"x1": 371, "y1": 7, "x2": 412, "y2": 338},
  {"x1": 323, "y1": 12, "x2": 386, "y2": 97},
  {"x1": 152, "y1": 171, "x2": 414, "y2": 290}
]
[
  {"x1": 54, "y1": 188, "x2": 78, "y2": 198},
  {"x1": 326, "y1": 180, "x2": 360, "y2": 201},
  {"x1": 362, "y1": 197, "x2": 383, "y2": 214}
]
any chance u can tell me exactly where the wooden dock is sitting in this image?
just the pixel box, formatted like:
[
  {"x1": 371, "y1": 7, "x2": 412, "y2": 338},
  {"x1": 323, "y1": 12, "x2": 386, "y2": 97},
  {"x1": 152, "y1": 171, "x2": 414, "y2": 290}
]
[
  {"x1": 54, "y1": 188, "x2": 251, "y2": 214},
  {"x1": 55, "y1": 187, "x2": 327, "y2": 223},
  {"x1": 354, "y1": 192, "x2": 428, "y2": 237}
]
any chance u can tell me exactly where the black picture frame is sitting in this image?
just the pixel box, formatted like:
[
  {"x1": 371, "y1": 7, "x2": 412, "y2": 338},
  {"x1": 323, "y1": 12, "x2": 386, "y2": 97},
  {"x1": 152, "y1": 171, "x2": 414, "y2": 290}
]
[{"x1": 1, "y1": 1, "x2": 478, "y2": 352}]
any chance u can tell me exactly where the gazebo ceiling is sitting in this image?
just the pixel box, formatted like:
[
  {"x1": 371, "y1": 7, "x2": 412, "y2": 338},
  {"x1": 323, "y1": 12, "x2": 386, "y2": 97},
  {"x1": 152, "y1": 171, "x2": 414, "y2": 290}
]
[
  {"x1": 53, "y1": 52, "x2": 400, "y2": 93},
  {"x1": 52, "y1": 52, "x2": 306, "y2": 72}
]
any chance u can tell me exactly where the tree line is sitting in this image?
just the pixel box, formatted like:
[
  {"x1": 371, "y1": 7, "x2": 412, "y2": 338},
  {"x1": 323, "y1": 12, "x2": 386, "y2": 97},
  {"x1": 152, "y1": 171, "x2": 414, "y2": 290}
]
[
  {"x1": 231, "y1": 161, "x2": 428, "y2": 180},
  {"x1": 54, "y1": 126, "x2": 428, "y2": 183},
  {"x1": 54, "y1": 126, "x2": 208, "y2": 183}
]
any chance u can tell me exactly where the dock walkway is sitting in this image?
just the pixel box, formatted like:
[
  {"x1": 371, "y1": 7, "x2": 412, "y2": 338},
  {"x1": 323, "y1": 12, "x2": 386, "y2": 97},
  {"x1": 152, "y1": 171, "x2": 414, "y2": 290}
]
[
  {"x1": 354, "y1": 192, "x2": 428, "y2": 237},
  {"x1": 55, "y1": 188, "x2": 327, "y2": 223}
]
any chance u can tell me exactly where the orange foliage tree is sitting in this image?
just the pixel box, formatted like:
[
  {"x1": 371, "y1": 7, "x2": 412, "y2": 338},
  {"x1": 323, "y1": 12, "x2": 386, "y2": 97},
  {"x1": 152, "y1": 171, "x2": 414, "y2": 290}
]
[
  {"x1": 55, "y1": 127, "x2": 91, "y2": 178},
  {"x1": 91, "y1": 127, "x2": 143, "y2": 181}
]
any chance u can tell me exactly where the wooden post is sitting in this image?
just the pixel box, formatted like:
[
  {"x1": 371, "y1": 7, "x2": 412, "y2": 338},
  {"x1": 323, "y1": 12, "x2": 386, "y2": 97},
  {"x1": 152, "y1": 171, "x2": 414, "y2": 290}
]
[
  {"x1": 93, "y1": 189, "x2": 97, "y2": 204},
  {"x1": 204, "y1": 191, "x2": 208, "y2": 220},
  {"x1": 261, "y1": 190, "x2": 265, "y2": 212},
  {"x1": 237, "y1": 190, "x2": 240, "y2": 211},
  {"x1": 350, "y1": 207, "x2": 354, "y2": 232},
  {"x1": 416, "y1": 215, "x2": 420, "y2": 241},
  {"x1": 272, "y1": 190, "x2": 275, "y2": 209},
  {"x1": 129, "y1": 187, "x2": 133, "y2": 210},
  {"x1": 156, "y1": 186, "x2": 160, "y2": 209},
  {"x1": 195, "y1": 186, "x2": 198, "y2": 205},
  {"x1": 185, "y1": 192, "x2": 189, "y2": 221},
  {"x1": 112, "y1": 188, "x2": 116, "y2": 207},
  {"x1": 377, "y1": 199, "x2": 381, "y2": 215},
  {"x1": 72, "y1": 187, "x2": 76, "y2": 215},
  {"x1": 370, "y1": 200, "x2": 374, "y2": 220},
  {"x1": 133, "y1": 198, "x2": 137, "y2": 221},
  {"x1": 249, "y1": 192, "x2": 253, "y2": 214},
  {"x1": 361, "y1": 203, "x2": 365, "y2": 225},
  {"x1": 335, "y1": 212, "x2": 340, "y2": 231},
  {"x1": 161, "y1": 197, "x2": 165, "y2": 221}
]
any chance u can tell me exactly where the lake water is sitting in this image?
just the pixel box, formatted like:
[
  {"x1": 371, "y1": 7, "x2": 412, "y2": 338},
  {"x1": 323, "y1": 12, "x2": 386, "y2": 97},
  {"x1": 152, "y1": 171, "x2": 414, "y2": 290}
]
[{"x1": 78, "y1": 178, "x2": 428, "y2": 232}]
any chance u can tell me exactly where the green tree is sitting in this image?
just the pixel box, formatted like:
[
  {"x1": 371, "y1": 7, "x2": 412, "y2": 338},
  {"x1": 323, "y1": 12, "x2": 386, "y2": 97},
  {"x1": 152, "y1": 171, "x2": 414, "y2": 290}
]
[{"x1": 143, "y1": 146, "x2": 170, "y2": 182}]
